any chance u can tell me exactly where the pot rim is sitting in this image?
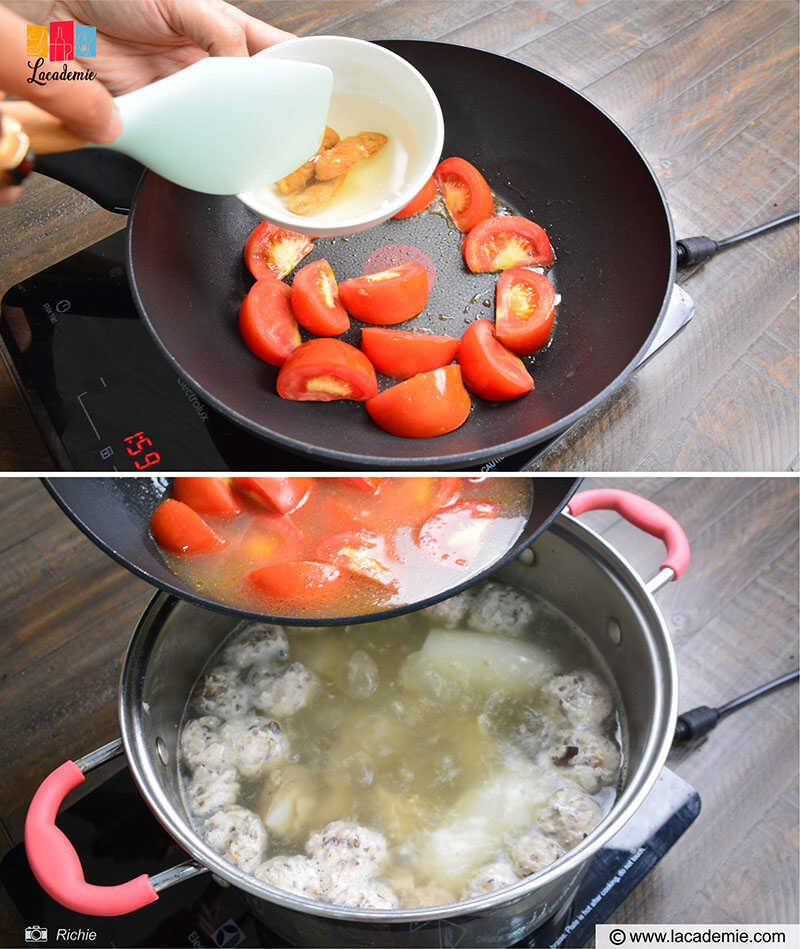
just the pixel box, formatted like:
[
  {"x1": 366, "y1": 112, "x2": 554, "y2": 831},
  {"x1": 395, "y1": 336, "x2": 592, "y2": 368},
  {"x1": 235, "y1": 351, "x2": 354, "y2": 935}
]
[{"x1": 119, "y1": 510, "x2": 678, "y2": 922}]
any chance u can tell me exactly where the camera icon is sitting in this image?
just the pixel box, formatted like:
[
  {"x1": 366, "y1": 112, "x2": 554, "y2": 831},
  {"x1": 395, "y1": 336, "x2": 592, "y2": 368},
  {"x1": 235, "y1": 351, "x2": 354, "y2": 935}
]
[{"x1": 24, "y1": 925, "x2": 48, "y2": 943}]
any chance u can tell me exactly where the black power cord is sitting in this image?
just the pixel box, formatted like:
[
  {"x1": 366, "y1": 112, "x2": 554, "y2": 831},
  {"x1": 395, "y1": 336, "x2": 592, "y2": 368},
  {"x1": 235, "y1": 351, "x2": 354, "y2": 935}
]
[
  {"x1": 676, "y1": 210, "x2": 799, "y2": 268},
  {"x1": 673, "y1": 668, "x2": 800, "y2": 744}
]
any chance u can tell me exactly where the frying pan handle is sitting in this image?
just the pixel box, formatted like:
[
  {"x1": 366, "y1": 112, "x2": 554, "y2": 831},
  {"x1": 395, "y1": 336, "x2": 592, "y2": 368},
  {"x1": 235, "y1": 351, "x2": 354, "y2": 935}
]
[
  {"x1": 34, "y1": 148, "x2": 144, "y2": 214},
  {"x1": 567, "y1": 489, "x2": 690, "y2": 586},
  {"x1": 25, "y1": 759, "x2": 159, "y2": 915}
]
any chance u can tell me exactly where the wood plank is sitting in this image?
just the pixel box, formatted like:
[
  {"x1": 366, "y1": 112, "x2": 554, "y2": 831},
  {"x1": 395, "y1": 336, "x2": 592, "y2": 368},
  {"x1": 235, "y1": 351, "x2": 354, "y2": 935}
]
[
  {"x1": 653, "y1": 301, "x2": 799, "y2": 473},
  {"x1": 583, "y1": 1, "x2": 795, "y2": 130},
  {"x1": 632, "y1": 17, "x2": 798, "y2": 188},
  {"x1": 329, "y1": 0, "x2": 516, "y2": 40}
]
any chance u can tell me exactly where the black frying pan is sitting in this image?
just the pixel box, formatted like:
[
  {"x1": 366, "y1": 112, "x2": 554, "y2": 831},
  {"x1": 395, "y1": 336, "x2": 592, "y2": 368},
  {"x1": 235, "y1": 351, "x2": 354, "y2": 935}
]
[
  {"x1": 38, "y1": 41, "x2": 674, "y2": 469},
  {"x1": 44, "y1": 476, "x2": 579, "y2": 625}
]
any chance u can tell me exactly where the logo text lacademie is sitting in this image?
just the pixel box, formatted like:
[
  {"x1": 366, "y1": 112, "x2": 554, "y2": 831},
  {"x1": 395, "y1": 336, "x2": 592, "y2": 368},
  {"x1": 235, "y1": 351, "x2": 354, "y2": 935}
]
[{"x1": 25, "y1": 20, "x2": 97, "y2": 85}]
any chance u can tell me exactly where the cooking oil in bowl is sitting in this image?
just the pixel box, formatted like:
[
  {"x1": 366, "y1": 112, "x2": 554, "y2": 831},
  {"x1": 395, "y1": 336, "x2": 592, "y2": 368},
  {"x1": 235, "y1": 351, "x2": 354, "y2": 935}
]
[{"x1": 241, "y1": 91, "x2": 417, "y2": 227}]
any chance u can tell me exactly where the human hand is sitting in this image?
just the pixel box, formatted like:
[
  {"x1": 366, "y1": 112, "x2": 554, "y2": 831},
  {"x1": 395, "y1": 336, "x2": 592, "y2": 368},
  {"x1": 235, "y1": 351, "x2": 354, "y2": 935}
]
[{"x1": 0, "y1": 0, "x2": 293, "y2": 203}]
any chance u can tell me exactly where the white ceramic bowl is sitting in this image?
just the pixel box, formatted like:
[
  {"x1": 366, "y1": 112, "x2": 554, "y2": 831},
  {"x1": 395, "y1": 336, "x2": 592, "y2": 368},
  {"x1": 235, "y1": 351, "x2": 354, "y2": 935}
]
[{"x1": 240, "y1": 36, "x2": 444, "y2": 237}]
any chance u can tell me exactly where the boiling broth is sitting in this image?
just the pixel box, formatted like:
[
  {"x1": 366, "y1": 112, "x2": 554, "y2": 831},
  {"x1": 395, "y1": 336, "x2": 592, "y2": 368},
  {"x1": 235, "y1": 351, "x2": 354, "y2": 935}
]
[{"x1": 178, "y1": 580, "x2": 624, "y2": 906}]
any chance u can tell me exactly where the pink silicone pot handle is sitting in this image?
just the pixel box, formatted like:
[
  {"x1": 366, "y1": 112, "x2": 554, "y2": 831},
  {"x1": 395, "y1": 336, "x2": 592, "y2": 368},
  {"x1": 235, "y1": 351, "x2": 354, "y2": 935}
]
[
  {"x1": 567, "y1": 489, "x2": 690, "y2": 579},
  {"x1": 25, "y1": 760, "x2": 158, "y2": 916}
]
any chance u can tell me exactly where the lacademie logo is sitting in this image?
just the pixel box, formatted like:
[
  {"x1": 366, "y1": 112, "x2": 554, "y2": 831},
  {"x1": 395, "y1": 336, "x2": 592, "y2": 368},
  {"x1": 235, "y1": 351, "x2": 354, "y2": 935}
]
[{"x1": 26, "y1": 20, "x2": 97, "y2": 85}]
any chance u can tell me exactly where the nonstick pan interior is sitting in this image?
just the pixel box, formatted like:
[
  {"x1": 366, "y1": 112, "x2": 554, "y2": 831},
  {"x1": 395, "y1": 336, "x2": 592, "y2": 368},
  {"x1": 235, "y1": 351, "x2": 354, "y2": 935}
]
[
  {"x1": 44, "y1": 476, "x2": 579, "y2": 625},
  {"x1": 127, "y1": 41, "x2": 674, "y2": 469}
]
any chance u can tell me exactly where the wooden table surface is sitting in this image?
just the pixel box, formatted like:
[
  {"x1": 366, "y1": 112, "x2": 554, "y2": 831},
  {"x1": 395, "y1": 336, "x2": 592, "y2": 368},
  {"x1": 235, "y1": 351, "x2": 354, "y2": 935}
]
[
  {"x1": 0, "y1": 475, "x2": 797, "y2": 941},
  {"x1": 0, "y1": 0, "x2": 797, "y2": 472}
]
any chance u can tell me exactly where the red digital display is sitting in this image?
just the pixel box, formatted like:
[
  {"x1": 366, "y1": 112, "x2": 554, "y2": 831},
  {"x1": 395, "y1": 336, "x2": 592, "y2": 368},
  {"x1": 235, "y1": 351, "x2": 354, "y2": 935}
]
[{"x1": 123, "y1": 431, "x2": 161, "y2": 470}]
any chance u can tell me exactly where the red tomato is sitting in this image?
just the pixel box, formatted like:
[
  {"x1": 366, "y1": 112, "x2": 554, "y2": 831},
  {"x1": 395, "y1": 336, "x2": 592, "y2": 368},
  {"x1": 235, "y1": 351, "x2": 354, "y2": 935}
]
[
  {"x1": 365, "y1": 365, "x2": 471, "y2": 438},
  {"x1": 277, "y1": 339, "x2": 378, "y2": 402},
  {"x1": 338, "y1": 262, "x2": 429, "y2": 326},
  {"x1": 244, "y1": 221, "x2": 314, "y2": 280},
  {"x1": 418, "y1": 500, "x2": 499, "y2": 567},
  {"x1": 393, "y1": 176, "x2": 437, "y2": 218},
  {"x1": 360, "y1": 328, "x2": 459, "y2": 380},
  {"x1": 322, "y1": 495, "x2": 375, "y2": 532},
  {"x1": 340, "y1": 477, "x2": 384, "y2": 494},
  {"x1": 290, "y1": 259, "x2": 350, "y2": 336},
  {"x1": 247, "y1": 561, "x2": 345, "y2": 603},
  {"x1": 463, "y1": 216, "x2": 553, "y2": 273},
  {"x1": 238, "y1": 513, "x2": 303, "y2": 566},
  {"x1": 150, "y1": 499, "x2": 227, "y2": 555},
  {"x1": 495, "y1": 267, "x2": 557, "y2": 354},
  {"x1": 378, "y1": 477, "x2": 461, "y2": 523},
  {"x1": 233, "y1": 477, "x2": 313, "y2": 514},
  {"x1": 239, "y1": 278, "x2": 301, "y2": 367},
  {"x1": 172, "y1": 477, "x2": 241, "y2": 517},
  {"x1": 433, "y1": 157, "x2": 494, "y2": 232},
  {"x1": 458, "y1": 319, "x2": 534, "y2": 401},
  {"x1": 314, "y1": 530, "x2": 398, "y2": 590}
]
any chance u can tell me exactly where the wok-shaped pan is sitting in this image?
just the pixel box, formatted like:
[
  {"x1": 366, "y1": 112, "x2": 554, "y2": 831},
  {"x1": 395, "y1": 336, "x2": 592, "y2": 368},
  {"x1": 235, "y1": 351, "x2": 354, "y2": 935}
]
[
  {"x1": 44, "y1": 476, "x2": 579, "y2": 625},
  {"x1": 39, "y1": 41, "x2": 674, "y2": 469}
]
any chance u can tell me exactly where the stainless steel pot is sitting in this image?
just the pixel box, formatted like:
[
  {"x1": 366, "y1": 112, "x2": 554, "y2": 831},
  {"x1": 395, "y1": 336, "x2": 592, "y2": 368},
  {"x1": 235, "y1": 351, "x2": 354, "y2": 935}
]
[{"x1": 25, "y1": 490, "x2": 688, "y2": 948}]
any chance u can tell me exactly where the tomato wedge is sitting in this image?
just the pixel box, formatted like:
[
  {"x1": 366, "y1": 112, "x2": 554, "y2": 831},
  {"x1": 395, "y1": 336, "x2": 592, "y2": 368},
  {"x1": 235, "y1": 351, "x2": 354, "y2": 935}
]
[
  {"x1": 233, "y1": 477, "x2": 313, "y2": 515},
  {"x1": 314, "y1": 530, "x2": 398, "y2": 589},
  {"x1": 277, "y1": 339, "x2": 378, "y2": 402},
  {"x1": 433, "y1": 157, "x2": 494, "y2": 232},
  {"x1": 393, "y1": 176, "x2": 437, "y2": 218},
  {"x1": 172, "y1": 477, "x2": 240, "y2": 517},
  {"x1": 247, "y1": 561, "x2": 345, "y2": 603},
  {"x1": 244, "y1": 221, "x2": 314, "y2": 280},
  {"x1": 365, "y1": 365, "x2": 471, "y2": 438},
  {"x1": 239, "y1": 277, "x2": 301, "y2": 367},
  {"x1": 463, "y1": 216, "x2": 553, "y2": 272},
  {"x1": 238, "y1": 513, "x2": 303, "y2": 566},
  {"x1": 495, "y1": 268, "x2": 557, "y2": 354},
  {"x1": 380, "y1": 477, "x2": 461, "y2": 520},
  {"x1": 418, "y1": 500, "x2": 499, "y2": 567},
  {"x1": 322, "y1": 495, "x2": 375, "y2": 532},
  {"x1": 338, "y1": 262, "x2": 429, "y2": 326},
  {"x1": 290, "y1": 258, "x2": 350, "y2": 336},
  {"x1": 341, "y1": 477, "x2": 384, "y2": 495},
  {"x1": 458, "y1": 319, "x2": 534, "y2": 401},
  {"x1": 150, "y1": 499, "x2": 227, "y2": 555},
  {"x1": 360, "y1": 328, "x2": 459, "y2": 380}
]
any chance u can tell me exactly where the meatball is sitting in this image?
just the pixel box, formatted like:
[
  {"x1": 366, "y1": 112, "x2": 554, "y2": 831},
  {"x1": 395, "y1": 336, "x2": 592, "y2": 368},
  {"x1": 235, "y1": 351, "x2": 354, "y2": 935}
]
[
  {"x1": 251, "y1": 662, "x2": 318, "y2": 717},
  {"x1": 186, "y1": 765, "x2": 240, "y2": 817},
  {"x1": 222, "y1": 622, "x2": 289, "y2": 670},
  {"x1": 507, "y1": 829, "x2": 564, "y2": 877},
  {"x1": 201, "y1": 805, "x2": 267, "y2": 873},
  {"x1": 180, "y1": 716, "x2": 231, "y2": 773},
  {"x1": 537, "y1": 785, "x2": 602, "y2": 850},
  {"x1": 461, "y1": 859, "x2": 520, "y2": 899},
  {"x1": 467, "y1": 582, "x2": 535, "y2": 637},
  {"x1": 195, "y1": 668, "x2": 251, "y2": 719},
  {"x1": 423, "y1": 589, "x2": 476, "y2": 628},
  {"x1": 220, "y1": 716, "x2": 289, "y2": 777},
  {"x1": 306, "y1": 821, "x2": 387, "y2": 883},
  {"x1": 550, "y1": 728, "x2": 621, "y2": 793},
  {"x1": 254, "y1": 855, "x2": 322, "y2": 899},
  {"x1": 542, "y1": 671, "x2": 614, "y2": 728},
  {"x1": 326, "y1": 879, "x2": 400, "y2": 910}
]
